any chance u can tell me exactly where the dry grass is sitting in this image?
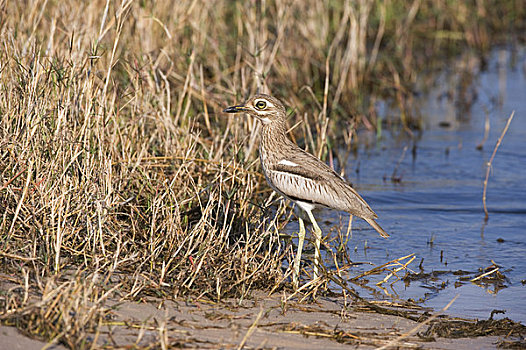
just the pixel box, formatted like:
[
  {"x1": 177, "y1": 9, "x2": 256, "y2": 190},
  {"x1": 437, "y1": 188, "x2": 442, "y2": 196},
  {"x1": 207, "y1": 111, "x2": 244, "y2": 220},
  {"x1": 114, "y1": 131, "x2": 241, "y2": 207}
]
[{"x1": 0, "y1": 0, "x2": 524, "y2": 347}]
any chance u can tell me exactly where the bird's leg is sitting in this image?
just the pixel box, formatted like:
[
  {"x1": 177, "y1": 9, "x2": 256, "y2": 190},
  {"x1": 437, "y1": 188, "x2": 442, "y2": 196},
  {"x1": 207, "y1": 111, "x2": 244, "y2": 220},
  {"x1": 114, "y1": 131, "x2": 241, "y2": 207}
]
[
  {"x1": 342, "y1": 214, "x2": 353, "y2": 264},
  {"x1": 306, "y1": 210, "x2": 322, "y2": 281},
  {"x1": 345, "y1": 214, "x2": 353, "y2": 246},
  {"x1": 293, "y1": 216, "x2": 306, "y2": 289}
]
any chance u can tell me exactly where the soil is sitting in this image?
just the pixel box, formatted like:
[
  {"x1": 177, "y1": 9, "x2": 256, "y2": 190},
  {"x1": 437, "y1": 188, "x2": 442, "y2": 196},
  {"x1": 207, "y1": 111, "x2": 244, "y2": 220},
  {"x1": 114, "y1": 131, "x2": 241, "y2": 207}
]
[{"x1": 1, "y1": 291, "x2": 524, "y2": 349}]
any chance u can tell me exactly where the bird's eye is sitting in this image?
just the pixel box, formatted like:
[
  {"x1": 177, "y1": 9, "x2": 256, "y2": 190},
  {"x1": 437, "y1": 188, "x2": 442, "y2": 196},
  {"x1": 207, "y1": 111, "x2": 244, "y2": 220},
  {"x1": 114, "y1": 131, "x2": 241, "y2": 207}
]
[{"x1": 255, "y1": 100, "x2": 267, "y2": 110}]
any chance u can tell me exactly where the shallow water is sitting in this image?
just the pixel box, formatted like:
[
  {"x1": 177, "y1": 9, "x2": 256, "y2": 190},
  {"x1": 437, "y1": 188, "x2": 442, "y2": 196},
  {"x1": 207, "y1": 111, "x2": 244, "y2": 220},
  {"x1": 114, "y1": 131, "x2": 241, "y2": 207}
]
[{"x1": 298, "y1": 47, "x2": 526, "y2": 322}]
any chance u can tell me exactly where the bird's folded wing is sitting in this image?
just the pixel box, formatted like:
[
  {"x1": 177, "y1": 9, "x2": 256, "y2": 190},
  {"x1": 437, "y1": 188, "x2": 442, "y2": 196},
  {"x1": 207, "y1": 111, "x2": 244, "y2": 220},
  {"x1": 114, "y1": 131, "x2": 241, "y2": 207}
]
[
  {"x1": 268, "y1": 160, "x2": 376, "y2": 218},
  {"x1": 273, "y1": 162, "x2": 325, "y2": 182}
]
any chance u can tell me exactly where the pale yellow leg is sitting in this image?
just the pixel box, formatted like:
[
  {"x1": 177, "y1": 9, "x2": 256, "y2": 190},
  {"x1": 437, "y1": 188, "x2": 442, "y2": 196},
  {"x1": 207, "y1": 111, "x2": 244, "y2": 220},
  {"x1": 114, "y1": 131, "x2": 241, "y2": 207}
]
[
  {"x1": 306, "y1": 209, "x2": 322, "y2": 281},
  {"x1": 293, "y1": 217, "x2": 306, "y2": 289},
  {"x1": 345, "y1": 214, "x2": 353, "y2": 245}
]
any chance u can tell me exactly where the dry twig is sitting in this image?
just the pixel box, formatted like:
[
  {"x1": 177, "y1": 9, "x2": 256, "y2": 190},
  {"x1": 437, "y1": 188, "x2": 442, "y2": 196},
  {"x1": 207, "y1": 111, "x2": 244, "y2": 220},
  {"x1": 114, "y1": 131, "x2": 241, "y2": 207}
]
[{"x1": 482, "y1": 111, "x2": 515, "y2": 220}]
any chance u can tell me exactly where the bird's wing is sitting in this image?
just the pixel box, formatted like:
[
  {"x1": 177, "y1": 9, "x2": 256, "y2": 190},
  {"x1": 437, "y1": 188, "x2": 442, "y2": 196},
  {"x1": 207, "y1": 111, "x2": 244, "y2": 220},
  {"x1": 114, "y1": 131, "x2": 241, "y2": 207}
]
[{"x1": 267, "y1": 156, "x2": 377, "y2": 219}]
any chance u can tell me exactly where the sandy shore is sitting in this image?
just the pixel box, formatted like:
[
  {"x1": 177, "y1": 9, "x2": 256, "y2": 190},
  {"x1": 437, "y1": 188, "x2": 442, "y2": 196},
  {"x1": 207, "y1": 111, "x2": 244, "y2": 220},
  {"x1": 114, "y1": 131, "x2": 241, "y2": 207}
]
[{"x1": 2, "y1": 291, "x2": 520, "y2": 349}]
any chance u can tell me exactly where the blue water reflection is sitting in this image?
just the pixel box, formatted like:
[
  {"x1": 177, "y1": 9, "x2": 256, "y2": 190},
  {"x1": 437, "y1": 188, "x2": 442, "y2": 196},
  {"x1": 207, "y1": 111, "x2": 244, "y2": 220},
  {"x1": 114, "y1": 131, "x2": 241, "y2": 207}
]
[{"x1": 314, "y1": 47, "x2": 526, "y2": 322}]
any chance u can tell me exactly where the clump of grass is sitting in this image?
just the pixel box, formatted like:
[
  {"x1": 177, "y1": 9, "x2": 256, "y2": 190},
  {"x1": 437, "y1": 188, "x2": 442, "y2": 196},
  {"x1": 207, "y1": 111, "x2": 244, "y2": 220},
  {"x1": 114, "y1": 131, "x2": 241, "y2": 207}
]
[
  {"x1": 1, "y1": 269, "x2": 116, "y2": 348},
  {"x1": 0, "y1": 0, "x2": 524, "y2": 347}
]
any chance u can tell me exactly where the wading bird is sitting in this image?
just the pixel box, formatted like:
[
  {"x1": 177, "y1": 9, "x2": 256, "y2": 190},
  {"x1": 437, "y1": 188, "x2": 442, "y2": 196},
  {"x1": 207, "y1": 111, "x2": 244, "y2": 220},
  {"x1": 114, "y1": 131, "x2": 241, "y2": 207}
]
[{"x1": 224, "y1": 94, "x2": 389, "y2": 288}]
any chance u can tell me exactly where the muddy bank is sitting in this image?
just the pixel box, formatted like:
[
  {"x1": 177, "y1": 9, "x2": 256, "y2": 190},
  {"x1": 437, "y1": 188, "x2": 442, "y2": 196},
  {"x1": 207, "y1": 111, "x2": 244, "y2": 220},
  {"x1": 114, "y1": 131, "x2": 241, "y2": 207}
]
[{"x1": 2, "y1": 292, "x2": 524, "y2": 349}]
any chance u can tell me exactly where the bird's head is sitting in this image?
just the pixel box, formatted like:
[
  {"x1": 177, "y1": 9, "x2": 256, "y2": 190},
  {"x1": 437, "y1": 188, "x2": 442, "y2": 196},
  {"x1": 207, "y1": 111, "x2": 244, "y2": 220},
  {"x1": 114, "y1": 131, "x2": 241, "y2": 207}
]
[{"x1": 223, "y1": 94, "x2": 286, "y2": 125}]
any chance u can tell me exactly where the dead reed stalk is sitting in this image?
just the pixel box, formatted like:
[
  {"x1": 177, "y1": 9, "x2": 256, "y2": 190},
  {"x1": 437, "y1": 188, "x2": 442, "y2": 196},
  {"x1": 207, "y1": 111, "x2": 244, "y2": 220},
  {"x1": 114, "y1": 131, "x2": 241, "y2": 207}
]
[{"x1": 482, "y1": 111, "x2": 515, "y2": 220}]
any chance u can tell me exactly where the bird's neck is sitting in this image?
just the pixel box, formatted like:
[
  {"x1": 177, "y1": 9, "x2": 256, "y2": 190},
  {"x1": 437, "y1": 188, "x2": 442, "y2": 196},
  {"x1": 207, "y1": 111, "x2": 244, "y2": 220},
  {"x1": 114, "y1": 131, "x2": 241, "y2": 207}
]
[
  {"x1": 259, "y1": 121, "x2": 292, "y2": 155},
  {"x1": 260, "y1": 120, "x2": 290, "y2": 146}
]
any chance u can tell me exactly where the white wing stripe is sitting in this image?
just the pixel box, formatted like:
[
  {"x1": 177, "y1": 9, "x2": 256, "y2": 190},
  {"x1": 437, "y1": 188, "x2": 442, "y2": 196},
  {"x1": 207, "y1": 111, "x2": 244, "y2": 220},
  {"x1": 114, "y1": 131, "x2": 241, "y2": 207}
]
[{"x1": 277, "y1": 159, "x2": 299, "y2": 167}]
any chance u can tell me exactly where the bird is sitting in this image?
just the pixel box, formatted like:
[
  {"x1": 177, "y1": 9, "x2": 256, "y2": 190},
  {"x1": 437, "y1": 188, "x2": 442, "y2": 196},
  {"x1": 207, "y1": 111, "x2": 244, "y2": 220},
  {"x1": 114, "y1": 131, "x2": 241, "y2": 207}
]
[{"x1": 223, "y1": 94, "x2": 389, "y2": 288}]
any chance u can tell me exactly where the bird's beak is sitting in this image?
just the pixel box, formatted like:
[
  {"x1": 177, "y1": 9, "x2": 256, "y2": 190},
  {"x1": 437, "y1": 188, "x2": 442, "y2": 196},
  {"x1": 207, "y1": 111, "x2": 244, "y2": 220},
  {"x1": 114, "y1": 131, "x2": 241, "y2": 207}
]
[{"x1": 223, "y1": 104, "x2": 249, "y2": 113}]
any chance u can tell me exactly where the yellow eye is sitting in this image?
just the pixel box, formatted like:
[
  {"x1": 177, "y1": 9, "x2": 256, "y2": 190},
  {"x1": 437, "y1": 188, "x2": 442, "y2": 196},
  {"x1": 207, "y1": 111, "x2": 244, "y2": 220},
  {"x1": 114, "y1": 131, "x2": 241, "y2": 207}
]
[{"x1": 255, "y1": 100, "x2": 267, "y2": 110}]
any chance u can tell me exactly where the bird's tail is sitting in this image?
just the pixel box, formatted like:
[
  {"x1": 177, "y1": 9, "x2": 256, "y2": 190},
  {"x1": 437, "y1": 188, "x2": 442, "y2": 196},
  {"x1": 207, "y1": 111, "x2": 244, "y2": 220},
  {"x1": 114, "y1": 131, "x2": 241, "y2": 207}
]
[{"x1": 364, "y1": 218, "x2": 390, "y2": 238}]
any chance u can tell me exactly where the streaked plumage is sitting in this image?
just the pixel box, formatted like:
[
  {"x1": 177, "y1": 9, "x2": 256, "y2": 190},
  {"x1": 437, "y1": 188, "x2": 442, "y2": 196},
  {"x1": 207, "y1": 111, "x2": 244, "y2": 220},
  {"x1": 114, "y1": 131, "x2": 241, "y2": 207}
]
[{"x1": 224, "y1": 94, "x2": 389, "y2": 287}]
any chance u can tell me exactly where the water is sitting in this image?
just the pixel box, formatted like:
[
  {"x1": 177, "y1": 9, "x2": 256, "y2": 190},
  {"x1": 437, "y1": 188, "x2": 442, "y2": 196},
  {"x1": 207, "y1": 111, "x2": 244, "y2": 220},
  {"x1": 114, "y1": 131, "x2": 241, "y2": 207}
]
[{"x1": 306, "y1": 47, "x2": 526, "y2": 322}]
